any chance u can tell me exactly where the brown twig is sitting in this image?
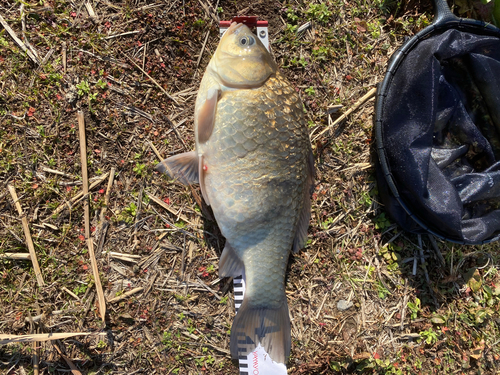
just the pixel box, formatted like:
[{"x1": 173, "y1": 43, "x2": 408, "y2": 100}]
[
  {"x1": 62, "y1": 41, "x2": 67, "y2": 73},
  {"x1": 77, "y1": 111, "x2": 90, "y2": 239},
  {"x1": 145, "y1": 192, "x2": 197, "y2": 226},
  {"x1": 48, "y1": 172, "x2": 110, "y2": 218},
  {"x1": 0, "y1": 14, "x2": 40, "y2": 65},
  {"x1": 107, "y1": 287, "x2": 144, "y2": 303},
  {"x1": 196, "y1": 30, "x2": 211, "y2": 68},
  {"x1": 7, "y1": 185, "x2": 45, "y2": 287},
  {"x1": 77, "y1": 111, "x2": 106, "y2": 322},
  {"x1": 108, "y1": 252, "x2": 141, "y2": 263},
  {"x1": 99, "y1": 167, "x2": 115, "y2": 223},
  {"x1": 87, "y1": 239, "x2": 106, "y2": 321},
  {"x1": 84, "y1": 1, "x2": 97, "y2": 19},
  {"x1": 427, "y1": 234, "x2": 446, "y2": 267},
  {"x1": 163, "y1": 115, "x2": 188, "y2": 150},
  {"x1": 33, "y1": 340, "x2": 40, "y2": 375},
  {"x1": 0, "y1": 252, "x2": 30, "y2": 260},
  {"x1": 20, "y1": 3, "x2": 40, "y2": 64},
  {"x1": 197, "y1": 0, "x2": 218, "y2": 23},
  {"x1": 0, "y1": 332, "x2": 91, "y2": 345},
  {"x1": 42, "y1": 166, "x2": 74, "y2": 179},
  {"x1": 52, "y1": 343, "x2": 82, "y2": 375},
  {"x1": 123, "y1": 53, "x2": 180, "y2": 105},
  {"x1": 149, "y1": 141, "x2": 163, "y2": 161},
  {"x1": 312, "y1": 87, "x2": 376, "y2": 141}
]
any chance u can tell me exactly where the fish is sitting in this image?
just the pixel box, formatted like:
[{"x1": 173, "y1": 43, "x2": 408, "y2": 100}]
[{"x1": 156, "y1": 22, "x2": 314, "y2": 364}]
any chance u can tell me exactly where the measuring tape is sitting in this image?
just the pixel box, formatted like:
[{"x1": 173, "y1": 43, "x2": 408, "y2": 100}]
[{"x1": 233, "y1": 276, "x2": 288, "y2": 375}]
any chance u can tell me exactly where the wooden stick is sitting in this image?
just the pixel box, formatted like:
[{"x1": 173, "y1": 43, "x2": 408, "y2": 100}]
[
  {"x1": 0, "y1": 332, "x2": 91, "y2": 345},
  {"x1": 52, "y1": 343, "x2": 82, "y2": 375},
  {"x1": 123, "y1": 53, "x2": 180, "y2": 105},
  {"x1": 196, "y1": 30, "x2": 210, "y2": 68},
  {"x1": 33, "y1": 340, "x2": 40, "y2": 375},
  {"x1": 145, "y1": 191, "x2": 197, "y2": 226},
  {"x1": 49, "y1": 172, "x2": 110, "y2": 218},
  {"x1": 427, "y1": 234, "x2": 446, "y2": 266},
  {"x1": 0, "y1": 253, "x2": 30, "y2": 260},
  {"x1": 99, "y1": 167, "x2": 115, "y2": 223},
  {"x1": 7, "y1": 185, "x2": 44, "y2": 287},
  {"x1": 104, "y1": 30, "x2": 141, "y2": 40},
  {"x1": 88, "y1": 238, "x2": 106, "y2": 321},
  {"x1": 312, "y1": 87, "x2": 377, "y2": 141},
  {"x1": 0, "y1": 14, "x2": 40, "y2": 65},
  {"x1": 107, "y1": 287, "x2": 144, "y2": 303},
  {"x1": 109, "y1": 252, "x2": 141, "y2": 262},
  {"x1": 19, "y1": 3, "x2": 40, "y2": 63},
  {"x1": 149, "y1": 141, "x2": 163, "y2": 162},
  {"x1": 77, "y1": 111, "x2": 106, "y2": 322},
  {"x1": 77, "y1": 111, "x2": 90, "y2": 239},
  {"x1": 62, "y1": 41, "x2": 67, "y2": 73},
  {"x1": 42, "y1": 166, "x2": 74, "y2": 178},
  {"x1": 85, "y1": 1, "x2": 97, "y2": 19},
  {"x1": 62, "y1": 286, "x2": 80, "y2": 301}
]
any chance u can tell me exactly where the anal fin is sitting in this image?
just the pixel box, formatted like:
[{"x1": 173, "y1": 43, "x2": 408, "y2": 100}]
[{"x1": 219, "y1": 242, "x2": 244, "y2": 278}]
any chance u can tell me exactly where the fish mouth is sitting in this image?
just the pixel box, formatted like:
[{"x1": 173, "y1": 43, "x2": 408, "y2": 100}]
[{"x1": 226, "y1": 22, "x2": 244, "y2": 35}]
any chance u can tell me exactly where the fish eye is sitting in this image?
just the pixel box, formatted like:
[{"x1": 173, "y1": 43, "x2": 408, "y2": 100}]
[{"x1": 238, "y1": 36, "x2": 255, "y2": 47}]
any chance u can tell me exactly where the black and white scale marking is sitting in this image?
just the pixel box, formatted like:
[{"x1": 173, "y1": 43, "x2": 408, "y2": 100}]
[{"x1": 233, "y1": 276, "x2": 287, "y2": 375}]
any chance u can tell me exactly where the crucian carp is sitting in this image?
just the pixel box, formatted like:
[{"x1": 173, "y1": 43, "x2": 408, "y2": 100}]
[{"x1": 156, "y1": 22, "x2": 314, "y2": 364}]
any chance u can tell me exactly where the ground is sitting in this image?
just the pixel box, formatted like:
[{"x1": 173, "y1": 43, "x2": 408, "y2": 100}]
[{"x1": 1, "y1": 0, "x2": 500, "y2": 374}]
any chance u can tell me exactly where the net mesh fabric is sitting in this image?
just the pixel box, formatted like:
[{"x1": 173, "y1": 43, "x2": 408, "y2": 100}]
[{"x1": 378, "y1": 28, "x2": 500, "y2": 243}]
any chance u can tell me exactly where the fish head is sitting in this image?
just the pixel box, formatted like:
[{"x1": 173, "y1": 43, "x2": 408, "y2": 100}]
[{"x1": 210, "y1": 23, "x2": 277, "y2": 89}]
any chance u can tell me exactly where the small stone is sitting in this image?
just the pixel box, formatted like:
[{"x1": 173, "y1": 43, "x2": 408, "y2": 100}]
[{"x1": 337, "y1": 299, "x2": 353, "y2": 311}]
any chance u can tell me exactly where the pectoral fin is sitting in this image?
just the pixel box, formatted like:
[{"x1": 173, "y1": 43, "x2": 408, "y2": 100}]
[
  {"x1": 155, "y1": 151, "x2": 199, "y2": 185},
  {"x1": 196, "y1": 88, "x2": 219, "y2": 144}
]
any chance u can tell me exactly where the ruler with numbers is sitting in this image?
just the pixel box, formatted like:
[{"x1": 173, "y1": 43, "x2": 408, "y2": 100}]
[{"x1": 233, "y1": 276, "x2": 287, "y2": 375}]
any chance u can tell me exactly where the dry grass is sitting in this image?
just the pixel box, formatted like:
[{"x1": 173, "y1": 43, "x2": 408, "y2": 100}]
[{"x1": 0, "y1": 0, "x2": 499, "y2": 374}]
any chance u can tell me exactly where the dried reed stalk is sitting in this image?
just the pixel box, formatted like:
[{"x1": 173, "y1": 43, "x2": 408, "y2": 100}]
[
  {"x1": 107, "y1": 287, "x2": 144, "y2": 303},
  {"x1": 0, "y1": 332, "x2": 91, "y2": 345},
  {"x1": 77, "y1": 111, "x2": 106, "y2": 322},
  {"x1": 0, "y1": 14, "x2": 39, "y2": 65},
  {"x1": 7, "y1": 185, "x2": 44, "y2": 287},
  {"x1": 0, "y1": 253, "x2": 30, "y2": 260},
  {"x1": 52, "y1": 343, "x2": 82, "y2": 375},
  {"x1": 145, "y1": 191, "x2": 196, "y2": 226},
  {"x1": 313, "y1": 86, "x2": 376, "y2": 141},
  {"x1": 99, "y1": 167, "x2": 115, "y2": 223},
  {"x1": 49, "y1": 172, "x2": 110, "y2": 218}
]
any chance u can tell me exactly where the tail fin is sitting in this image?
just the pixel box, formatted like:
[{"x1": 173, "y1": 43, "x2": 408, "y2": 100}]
[{"x1": 230, "y1": 297, "x2": 291, "y2": 364}]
